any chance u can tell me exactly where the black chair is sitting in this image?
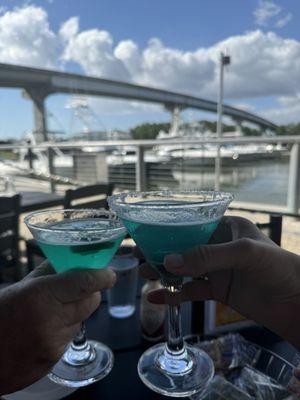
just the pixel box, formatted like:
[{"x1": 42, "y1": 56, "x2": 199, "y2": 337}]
[
  {"x1": 26, "y1": 183, "x2": 115, "y2": 271},
  {"x1": 0, "y1": 194, "x2": 21, "y2": 281},
  {"x1": 256, "y1": 214, "x2": 282, "y2": 246},
  {"x1": 63, "y1": 183, "x2": 114, "y2": 209}
]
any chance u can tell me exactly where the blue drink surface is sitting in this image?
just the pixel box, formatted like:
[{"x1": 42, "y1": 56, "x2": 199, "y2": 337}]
[
  {"x1": 37, "y1": 219, "x2": 125, "y2": 273},
  {"x1": 122, "y1": 218, "x2": 219, "y2": 266}
]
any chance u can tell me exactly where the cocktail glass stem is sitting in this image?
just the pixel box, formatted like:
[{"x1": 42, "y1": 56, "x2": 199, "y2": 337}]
[
  {"x1": 63, "y1": 323, "x2": 96, "y2": 366},
  {"x1": 157, "y1": 281, "x2": 193, "y2": 374},
  {"x1": 166, "y1": 284, "x2": 184, "y2": 352},
  {"x1": 73, "y1": 322, "x2": 87, "y2": 346}
]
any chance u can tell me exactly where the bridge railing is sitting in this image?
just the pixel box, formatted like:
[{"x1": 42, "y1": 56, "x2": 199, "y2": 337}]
[{"x1": 0, "y1": 135, "x2": 299, "y2": 214}]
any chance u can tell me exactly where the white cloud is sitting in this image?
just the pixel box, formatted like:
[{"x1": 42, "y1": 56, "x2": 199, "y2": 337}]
[
  {"x1": 59, "y1": 16, "x2": 79, "y2": 43},
  {"x1": 228, "y1": 102, "x2": 256, "y2": 112},
  {"x1": 253, "y1": 0, "x2": 292, "y2": 29},
  {"x1": 61, "y1": 27, "x2": 131, "y2": 81},
  {"x1": 60, "y1": 27, "x2": 300, "y2": 104},
  {"x1": 204, "y1": 30, "x2": 300, "y2": 99},
  {"x1": 0, "y1": 5, "x2": 57, "y2": 68},
  {"x1": 0, "y1": 4, "x2": 300, "y2": 124},
  {"x1": 60, "y1": 26, "x2": 300, "y2": 123},
  {"x1": 262, "y1": 95, "x2": 300, "y2": 124},
  {"x1": 88, "y1": 97, "x2": 163, "y2": 116},
  {"x1": 114, "y1": 40, "x2": 141, "y2": 78},
  {"x1": 275, "y1": 12, "x2": 293, "y2": 28},
  {"x1": 140, "y1": 38, "x2": 214, "y2": 94},
  {"x1": 254, "y1": 1, "x2": 281, "y2": 26}
]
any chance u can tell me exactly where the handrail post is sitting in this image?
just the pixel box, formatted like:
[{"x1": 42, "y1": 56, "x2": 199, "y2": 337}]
[
  {"x1": 215, "y1": 57, "x2": 224, "y2": 191},
  {"x1": 136, "y1": 145, "x2": 146, "y2": 191},
  {"x1": 27, "y1": 146, "x2": 34, "y2": 169},
  {"x1": 215, "y1": 146, "x2": 221, "y2": 191},
  {"x1": 287, "y1": 143, "x2": 300, "y2": 213},
  {"x1": 215, "y1": 53, "x2": 230, "y2": 191},
  {"x1": 48, "y1": 147, "x2": 55, "y2": 193}
]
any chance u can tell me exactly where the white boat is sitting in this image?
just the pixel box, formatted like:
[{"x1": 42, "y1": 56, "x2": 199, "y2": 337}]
[
  {"x1": 0, "y1": 133, "x2": 74, "y2": 190},
  {"x1": 107, "y1": 146, "x2": 170, "y2": 166},
  {"x1": 154, "y1": 127, "x2": 285, "y2": 166},
  {"x1": 0, "y1": 147, "x2": 73, "y2": 176}
]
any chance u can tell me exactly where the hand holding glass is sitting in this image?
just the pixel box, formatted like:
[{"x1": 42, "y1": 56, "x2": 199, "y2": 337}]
[{"x1": 25, "y1": 209, "x2": 126, "y2": 387}]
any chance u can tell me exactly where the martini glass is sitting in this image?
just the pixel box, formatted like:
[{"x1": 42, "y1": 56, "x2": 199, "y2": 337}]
[
  {"x1": 109, "y1": 190, "x2": 233, "y2": 397},
  {"x1": 24, "y1": 209, "x2": 126, "y2": 387}
]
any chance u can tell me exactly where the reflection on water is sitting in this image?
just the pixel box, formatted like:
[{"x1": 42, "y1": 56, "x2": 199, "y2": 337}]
[
  {"x1": 0, "y1": 150, "x2": 291, "y2": 209},
  {"x1": 170, "y1": 159, "x2": 289, "y2": 206},
  {"x1": 110, "y1": 158, "x2": 290, "y2": 207}
]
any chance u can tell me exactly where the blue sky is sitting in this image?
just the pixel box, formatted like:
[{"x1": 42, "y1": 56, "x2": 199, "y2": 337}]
[
  {"x1": 27, "y1": 0, "x2": 300, "y2": 48},
  {"x1": 0, "y1": 0, "x2": 300, "y2": 139}
]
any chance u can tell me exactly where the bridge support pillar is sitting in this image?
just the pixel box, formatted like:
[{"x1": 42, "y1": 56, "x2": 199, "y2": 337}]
[
  {"x1": 23, "y1": 88, "x2": 55, "y2": 192},
  {"x1": 164, "y1": 104, "x2": 185, "y2": 134},
  {"x1": 170, "y1": 106, "x2": 181, "y2": 134},
  {"x1": 24, "y1": 88, "x2": 50, "y2": 142},
  {"x1": 232, "y1": 117, "x2": 244, "y2": 136}
]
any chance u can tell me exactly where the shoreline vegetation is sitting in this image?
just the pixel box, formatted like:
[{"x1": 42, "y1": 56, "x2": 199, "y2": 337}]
[{"x1": 1, "y1": 120, "x2": 300, "y2": 143}]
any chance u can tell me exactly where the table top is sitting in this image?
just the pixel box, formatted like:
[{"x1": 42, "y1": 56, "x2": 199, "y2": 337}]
[
  {"x1": 63, "y1": 301, "x2": 297, "y2": 400},
  {"x1": 66, "y1": 301, "x2": 190, "y2": 400},
  {"x1": 19, "y1": 191, "x2": 64, "y2": 213}
]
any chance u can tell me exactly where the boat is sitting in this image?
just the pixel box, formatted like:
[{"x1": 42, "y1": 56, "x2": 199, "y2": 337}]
[
  {"x1": 0, "y1": 133, "x2": 76, "y2": 193},
  {"x1": 154, "y1": 125, "x2": 285, "y2": 167},
  {"x1": 107, "y1": 145, "x2": 170, "y2": 166}
]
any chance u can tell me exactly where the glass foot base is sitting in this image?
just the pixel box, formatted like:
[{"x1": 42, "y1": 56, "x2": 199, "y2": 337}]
[
  {"x1": 137, "y1": 343, "x2": 214, "y2": 398},
  {"x1": 108, "y1": 305, "x2": 135, "y2": 318},
  {"x1": 48, "y1": 340, "x2": 114, "y2": 388}
]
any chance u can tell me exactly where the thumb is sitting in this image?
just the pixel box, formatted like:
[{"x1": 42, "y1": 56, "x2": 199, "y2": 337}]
[
  {"x1": 164, "y1": 238, "x2": 257, "y2": 277},
  {"x1": 23, "y1": 260, "x2": 55, "y2": 280},
  {"x1": 37, "y1": 268, "x2": 117, "y2": 303}
]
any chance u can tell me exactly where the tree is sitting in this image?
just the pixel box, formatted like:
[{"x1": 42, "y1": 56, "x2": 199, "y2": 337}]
[
  {"x1": 242, "y1": 126, "x2": 261, "y2": 136},
  {"x1": 130, "y1": 123, "x2": 170, "y2": 140},
  {"x1": 130, "y1": 120, "x2": 300, "y2": 139},
  {"x1": 276, "y1": 123, "x2": 300, "y2": 136}
]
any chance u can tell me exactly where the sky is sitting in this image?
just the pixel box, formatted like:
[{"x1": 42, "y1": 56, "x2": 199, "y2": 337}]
[{"x1": 0, "y1": 0, "x2": 300, "y2": 139}]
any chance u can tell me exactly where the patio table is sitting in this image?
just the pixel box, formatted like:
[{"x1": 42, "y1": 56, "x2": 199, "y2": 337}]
[{"x1": 64, "y1": 301, "x2": 297, "y2": 400}]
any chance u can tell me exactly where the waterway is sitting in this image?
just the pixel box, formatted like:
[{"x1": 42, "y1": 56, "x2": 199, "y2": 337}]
[
  {"x1": 0, "y1": 154, "x2": 291, "y2": 209},
  {"x1": 171, "y1": 158, "x2": 289, "y2": 207}
]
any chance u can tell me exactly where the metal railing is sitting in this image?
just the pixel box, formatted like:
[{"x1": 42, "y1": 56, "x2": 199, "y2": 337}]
[{"x1": 0, "y1": 135, "x2": 299, "y2": 214}]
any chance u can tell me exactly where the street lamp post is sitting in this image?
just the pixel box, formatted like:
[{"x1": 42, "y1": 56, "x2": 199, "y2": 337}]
[{"x1": 215, "y1": 53, "x2": 231, "y2": 191}]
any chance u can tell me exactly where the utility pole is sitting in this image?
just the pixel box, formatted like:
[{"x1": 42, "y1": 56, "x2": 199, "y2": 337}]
[{"x1": 215, "y1": 53, "x2": 231, "y2": 190}]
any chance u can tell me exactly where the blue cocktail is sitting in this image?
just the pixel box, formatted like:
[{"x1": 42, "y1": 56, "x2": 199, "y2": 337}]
[
  {"x1": 37, "y1": 219, "x2": 124, "y2": 273},
  {"x1": 109, "y1": 190, "x2": 233, "y2": 397},
  {"x1": 25, "y1": 209, "x2": 126, "y2": 387},
  {"x1": 123, "y1": 218, "x2": 218, "y2": 266}
]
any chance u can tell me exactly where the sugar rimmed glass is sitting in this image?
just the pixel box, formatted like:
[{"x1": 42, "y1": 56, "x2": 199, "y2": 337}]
[
  {"x1": 108, "y1": 190, "x2": 233, "y2": 397},
  {"x1": 25, "y1": 209, "x2": 126, "y2": 387}
]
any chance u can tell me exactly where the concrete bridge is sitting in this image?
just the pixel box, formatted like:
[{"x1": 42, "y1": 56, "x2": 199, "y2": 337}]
[{"x1": 0, "y1": 63, "x2": 277, "y2": 141}]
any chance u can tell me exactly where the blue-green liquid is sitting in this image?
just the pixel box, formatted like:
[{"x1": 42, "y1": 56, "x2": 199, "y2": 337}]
[
  {"x1": 122, "y1": 218, "x2": 219, "y2": 266},
  {"x1": 37, "y1": 219, "x2": 124, "y2": 273}
]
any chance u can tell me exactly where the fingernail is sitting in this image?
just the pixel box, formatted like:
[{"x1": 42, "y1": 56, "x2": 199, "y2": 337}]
[{"x1": 165, "y1": 254, "x2": 184, "y2": 268}]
